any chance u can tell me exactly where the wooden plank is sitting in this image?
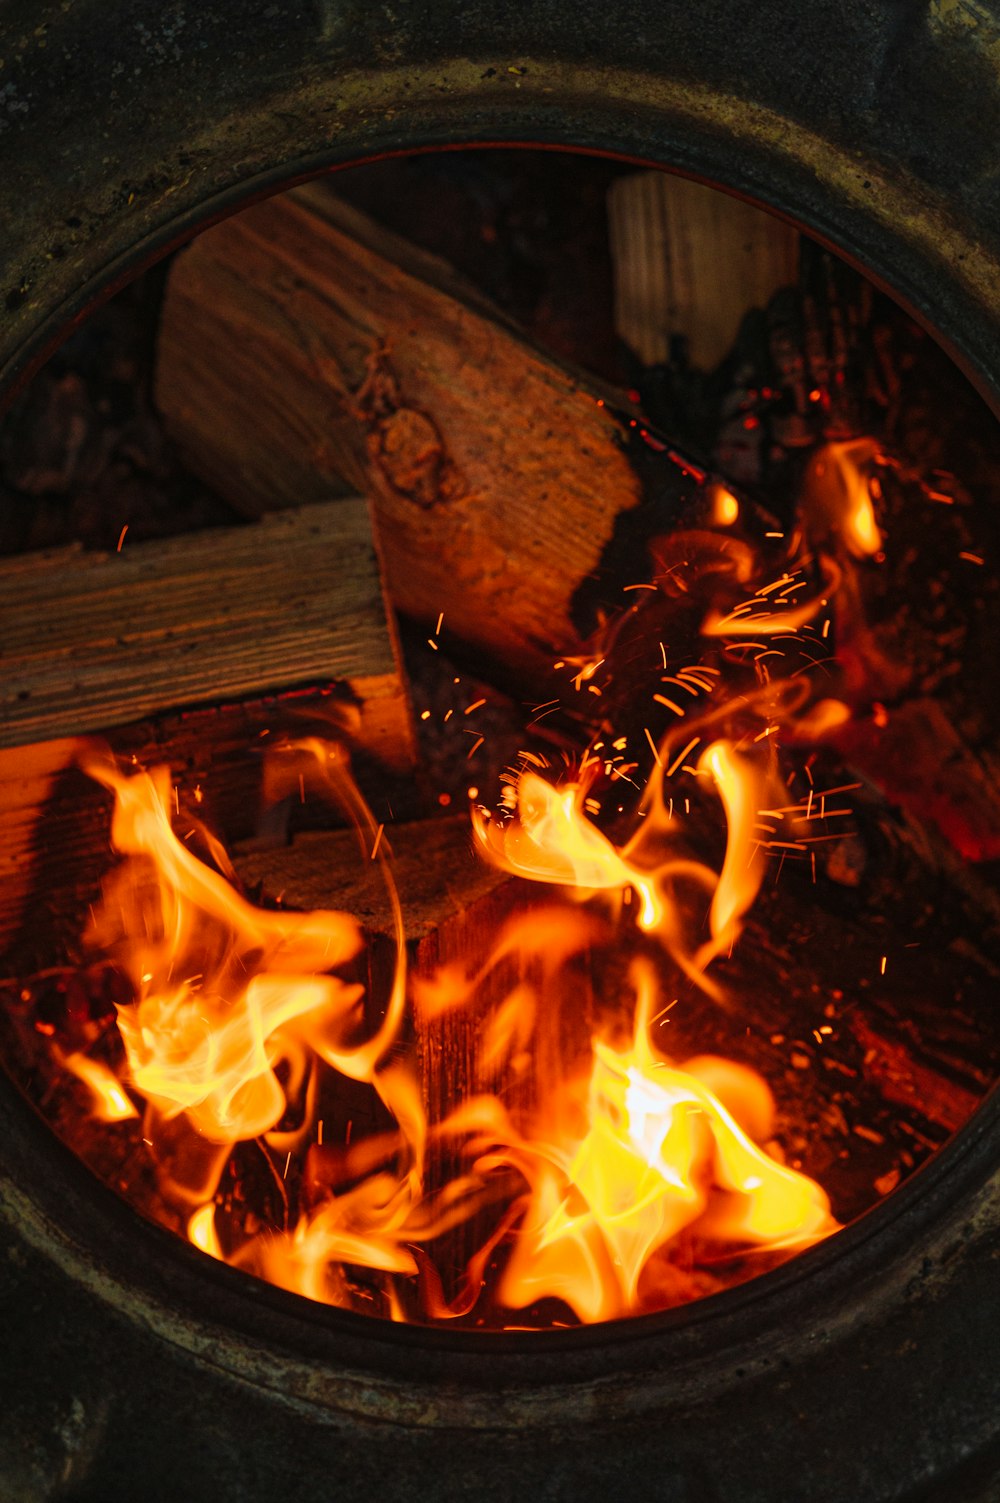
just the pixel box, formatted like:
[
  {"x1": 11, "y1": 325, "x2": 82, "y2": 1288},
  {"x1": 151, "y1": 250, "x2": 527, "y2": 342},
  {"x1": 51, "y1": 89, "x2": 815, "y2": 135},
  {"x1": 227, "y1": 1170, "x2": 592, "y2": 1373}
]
[
  {"x1": 607, "y1": 172, "x2": 800, "y2": 371},
  {"x1": 232, "y1": 814, "x2": 509, "y2": 943},
  {"x1": 0, "y1": 497, "x2": 417, "y2": 967},
  {"x1": 0, "y1": 499, "x2": 414, "y2": 769},
  {"x1": 154, "y1": 186, "x2": 646, "y2": 678}
]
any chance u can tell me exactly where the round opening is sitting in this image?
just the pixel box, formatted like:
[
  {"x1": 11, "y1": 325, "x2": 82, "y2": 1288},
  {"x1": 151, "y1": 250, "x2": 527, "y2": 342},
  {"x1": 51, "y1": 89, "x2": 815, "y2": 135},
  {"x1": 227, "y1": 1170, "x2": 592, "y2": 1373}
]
[{"x1": 2, "y1": 147, "x2": 1000, "y2": 1350}]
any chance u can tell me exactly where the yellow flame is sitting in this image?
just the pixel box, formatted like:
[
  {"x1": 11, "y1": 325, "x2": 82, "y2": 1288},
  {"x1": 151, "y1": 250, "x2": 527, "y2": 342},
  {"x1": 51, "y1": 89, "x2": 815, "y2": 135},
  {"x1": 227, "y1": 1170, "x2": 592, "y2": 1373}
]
[
  {"x1": 188, "y1": 1202, "x2": 223, "y2": 1259},
  {"x1": 62, "y1": 1051, "x2": 138, "y2": 1122},
  {"x1": 802, "y1": 438, "x2": 883, "y2": 558},
  {"x1": 499, "y1": 964, "x2": 836, "y2": 1323},
  {"x1": 473, "y1": 772, "x2": 663, "y2": 930}
]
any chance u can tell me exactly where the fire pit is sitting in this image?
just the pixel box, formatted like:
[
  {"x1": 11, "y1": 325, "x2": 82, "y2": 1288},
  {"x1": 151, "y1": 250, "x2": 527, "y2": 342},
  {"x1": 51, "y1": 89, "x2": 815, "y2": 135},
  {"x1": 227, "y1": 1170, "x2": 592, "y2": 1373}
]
[{"x1": 2, "y1": 2, "x2": 1000, "y2": 1499}]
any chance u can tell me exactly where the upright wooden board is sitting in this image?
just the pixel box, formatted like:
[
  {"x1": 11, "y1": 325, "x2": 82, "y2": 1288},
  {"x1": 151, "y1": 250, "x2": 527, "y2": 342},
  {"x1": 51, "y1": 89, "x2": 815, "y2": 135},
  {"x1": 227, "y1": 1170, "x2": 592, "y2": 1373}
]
[{"x1": 608, "y1": 172, "x2": 800, "y2": 371}]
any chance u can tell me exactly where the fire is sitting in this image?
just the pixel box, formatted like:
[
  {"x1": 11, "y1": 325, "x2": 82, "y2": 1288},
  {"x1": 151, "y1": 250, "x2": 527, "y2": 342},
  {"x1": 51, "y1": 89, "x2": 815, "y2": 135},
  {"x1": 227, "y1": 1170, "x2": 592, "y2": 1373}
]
[
  {"x1": 62, "y1": 1050, "x2": 138, "y2": 1123},
  {"x1": 497, "y1": 966, "x2": 834, "y2": 1323},
  {"x1": 801, "y1": 438, "x2": 883, "y2": 559},
  {"x1": 188, "y1": 1202, "x2": 223, "y2": 1259},
  {"x1": 85, "y1": 759, "x2": 368, "y2": 1144},
  {"x1": 33, "y1": 438, "x2": 906, "y2": 1328},
  {"x1": 56, "y1": 702, "x2": 837, "y2": 1325},
  {"x1": 696, "y1": 740, "x2": 772, "y2": 967},
  {"x1": 472, "y1": 771, "x2": 665, "y2": 930}
]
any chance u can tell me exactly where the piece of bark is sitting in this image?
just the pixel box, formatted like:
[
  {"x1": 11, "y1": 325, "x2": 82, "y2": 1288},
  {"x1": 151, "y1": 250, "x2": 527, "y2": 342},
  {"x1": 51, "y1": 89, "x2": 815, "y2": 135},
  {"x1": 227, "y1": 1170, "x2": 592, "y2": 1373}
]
[
  {"x1": 232, "y1": 814, "x2": 509, "y2": 944},
  {"x1": 845, "y1": 1015, "x2": 981, "y2": 1137},
  {"x1": 607, "y1": 172, "x2": 800, "y2": 371},
  {"x1": 154, "y1": 185, "x2": 648, "y2": 677},
  {"x1": 0, "y1": 498, "x2": 414, "y2": 771}
]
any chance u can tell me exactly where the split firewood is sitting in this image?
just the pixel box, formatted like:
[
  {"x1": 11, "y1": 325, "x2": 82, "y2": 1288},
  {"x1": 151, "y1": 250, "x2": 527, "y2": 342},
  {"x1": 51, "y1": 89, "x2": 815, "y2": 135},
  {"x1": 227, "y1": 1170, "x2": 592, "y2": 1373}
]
[
  {"x1": 0, "y1": 498, "x2": 413, "y2": 766},
  {"x1": 607, "y1": 171, "x2": 800, "y2": 372},
  {"x1": 235, "y1": 812, "x2": 596, "y2": 1133},
  {"x1": 0, "y1": 497, "x2": 418, "y2": 967},
  {"x1": 233, "y1": 816, "x2": 540, "y2": 1124},
  {"x1": 154, "y1": 185, "x2": 669, "y2": 679}
]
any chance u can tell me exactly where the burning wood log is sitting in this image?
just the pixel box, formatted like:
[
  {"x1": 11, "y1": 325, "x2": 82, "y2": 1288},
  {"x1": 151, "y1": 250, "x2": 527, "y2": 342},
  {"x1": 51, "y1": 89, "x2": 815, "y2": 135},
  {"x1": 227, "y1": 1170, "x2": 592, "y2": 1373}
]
[
  {"x1": 154, "y1": 185, "x2": 649, "y2": 678},
  {"x1": 792, "y1": 439, "x2": 1000, "y2": 863},
  {"x1": 845, "y1": 1015, "x2": 981, "y2": 1138},
  {"x1": 607, "y1": 171, "x2": 800, "y2": 372},
  {"x1": 233, "y1": 816, "x2": 542, "y2": 1112}
]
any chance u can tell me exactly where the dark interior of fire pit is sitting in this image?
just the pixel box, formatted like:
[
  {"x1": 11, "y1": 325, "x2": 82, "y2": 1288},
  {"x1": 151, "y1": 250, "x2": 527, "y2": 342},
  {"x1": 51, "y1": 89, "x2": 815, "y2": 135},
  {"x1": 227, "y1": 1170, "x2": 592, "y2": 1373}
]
[{"x1": 2, "y1": 149, "x2": 1000, "y2": 1332}]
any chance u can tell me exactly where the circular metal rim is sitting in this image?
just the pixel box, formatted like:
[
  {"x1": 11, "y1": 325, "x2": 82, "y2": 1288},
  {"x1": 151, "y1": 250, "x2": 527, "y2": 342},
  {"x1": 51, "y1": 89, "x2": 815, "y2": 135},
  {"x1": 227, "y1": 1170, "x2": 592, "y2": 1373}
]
[
  {"x1": 2, "y1": 133, "x2": 1000, "y2": 1414},
  {"x1": 0, "y1": 11, "x2": 999, "y2": 1489}
]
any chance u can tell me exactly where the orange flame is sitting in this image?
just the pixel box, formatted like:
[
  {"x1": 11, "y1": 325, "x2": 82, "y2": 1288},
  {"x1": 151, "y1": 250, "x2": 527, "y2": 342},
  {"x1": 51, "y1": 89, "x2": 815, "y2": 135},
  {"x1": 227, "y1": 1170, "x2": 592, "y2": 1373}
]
[
  {"x1": 802, "y1": 438, "x2": 883, "y2": 558},
  {"x1": 497, "y1": 964, "x2": 836, "y2": 1323},
  {"x1": 86, "y1": 758, "x2": 367, "y2": 1143},
  {"x1": 472, "y1": 732, "x2": 783, "y2": 999},
  {"x1": 472, "y1": 772, "x2": 664, "y2": 931},
  {"x1": 62, "y1": 1051, "x2": 138, "y2": 1122}
]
